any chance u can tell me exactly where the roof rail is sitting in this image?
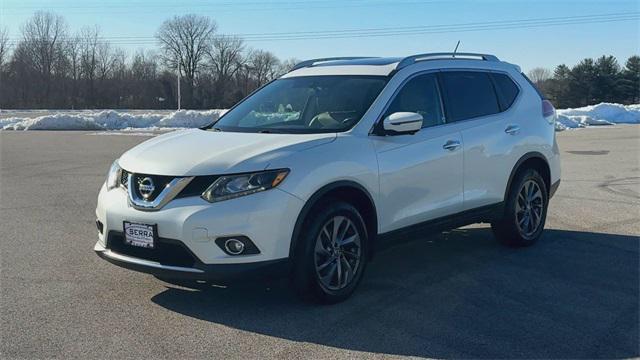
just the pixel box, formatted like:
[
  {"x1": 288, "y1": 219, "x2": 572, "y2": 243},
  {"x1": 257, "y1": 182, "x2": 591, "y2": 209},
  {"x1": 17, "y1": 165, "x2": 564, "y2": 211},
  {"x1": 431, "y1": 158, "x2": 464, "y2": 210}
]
[
  {"x1": 290, "y1": 57, "x2": 377, "y2": 71},
  {"x1": 396, "y1": 52, "x2": 499, "y2": 71}
]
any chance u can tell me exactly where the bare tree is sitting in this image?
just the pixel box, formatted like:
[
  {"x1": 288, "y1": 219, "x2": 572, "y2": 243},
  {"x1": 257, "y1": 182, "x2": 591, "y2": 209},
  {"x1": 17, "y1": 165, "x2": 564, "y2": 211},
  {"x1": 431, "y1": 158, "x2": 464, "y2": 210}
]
[
  {"x1": 207, "y1": 35, "x2": 245, "y2": 106},
  {"x1": 66, "y1": 34, "x2": 81, "y2": 81},
  {"x1": 96, "y1": 42, "x2": 114, "y2": 81},
  {"x1": 247, "y1": 49, "x2": 280, "y2": 86},
  {"x1": 528, "y1": 67, "x2": 552, "y2": 84},
  {"x1": 0, "y1": 27, "x2": 10, "y2": 108},
  {"x1": 130, "y1": 50, "x2": 161, "y2": 108},
  {"x1": 64, "y1": 33, "x2": 82, "y2": 107},
  {"x1": 109, "y1": 47, "x2": 127, "y2": 107},
  {"x1": 79, "y1": 26, "x2": 100, "y2": 107},
  {"x1": 112, "y1": 48, "x2": 127, "y2": 79},
  {"x1": 208, "y1": 35, "x2": 244, "y2": 82},
  {"x1": 20, "y1": 11, "x2": 68, "y2": 105},
  {"x1": 156, "y1": 14, "x2": 216, "y2": 107},
  {"x1": 0, "y1": 27, "x2": 9, "y2": 70},
  {"x1": 131, "y1": 50, "x2": 158, "y2": 80},
  {"x1": 278, "y1": 58, "x2": 299, "y2": 76}
]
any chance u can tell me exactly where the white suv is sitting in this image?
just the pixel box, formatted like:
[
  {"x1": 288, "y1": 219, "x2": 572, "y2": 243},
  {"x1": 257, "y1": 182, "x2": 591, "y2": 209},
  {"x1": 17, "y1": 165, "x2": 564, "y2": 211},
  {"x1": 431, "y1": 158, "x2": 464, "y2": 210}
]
[{"x1": 95, "y1": 53, "x2": 561, "y2": 303}]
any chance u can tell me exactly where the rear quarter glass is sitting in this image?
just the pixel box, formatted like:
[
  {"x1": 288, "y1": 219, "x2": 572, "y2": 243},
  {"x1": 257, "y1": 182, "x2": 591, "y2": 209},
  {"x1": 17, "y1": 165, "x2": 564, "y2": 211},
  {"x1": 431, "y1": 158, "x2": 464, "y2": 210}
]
[{"x1": 491, "y1": 73, "x2": 520, "y2": 111}]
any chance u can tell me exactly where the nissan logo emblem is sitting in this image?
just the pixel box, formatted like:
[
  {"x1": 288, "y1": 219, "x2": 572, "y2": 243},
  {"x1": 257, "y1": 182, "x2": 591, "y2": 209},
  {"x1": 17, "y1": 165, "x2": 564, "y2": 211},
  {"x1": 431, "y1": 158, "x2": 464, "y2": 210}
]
[{"x1": 138, "y1": 177, "x2": 155, "y2": 200}]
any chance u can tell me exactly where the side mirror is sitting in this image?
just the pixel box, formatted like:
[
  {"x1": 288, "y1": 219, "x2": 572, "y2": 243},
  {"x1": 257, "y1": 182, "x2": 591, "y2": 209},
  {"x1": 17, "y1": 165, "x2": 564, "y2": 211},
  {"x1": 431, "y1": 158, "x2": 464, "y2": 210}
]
[{"x1": 382, "y1": 112, "x2": 423, "y2": 134}]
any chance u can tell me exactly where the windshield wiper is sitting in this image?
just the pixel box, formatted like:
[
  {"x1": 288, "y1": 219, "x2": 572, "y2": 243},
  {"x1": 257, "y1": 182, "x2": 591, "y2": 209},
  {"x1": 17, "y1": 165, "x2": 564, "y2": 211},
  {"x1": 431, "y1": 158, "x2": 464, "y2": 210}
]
[{"x1": 210, "y1": 127, "x2": 223, "y2": 132}]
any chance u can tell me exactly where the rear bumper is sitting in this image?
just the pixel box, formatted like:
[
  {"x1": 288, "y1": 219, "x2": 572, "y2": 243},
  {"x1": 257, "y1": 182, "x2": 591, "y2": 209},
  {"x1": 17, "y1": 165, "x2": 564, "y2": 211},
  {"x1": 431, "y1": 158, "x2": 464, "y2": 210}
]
[{"x1": 94, "y1": 241, "x2": 289, "y2": 282}]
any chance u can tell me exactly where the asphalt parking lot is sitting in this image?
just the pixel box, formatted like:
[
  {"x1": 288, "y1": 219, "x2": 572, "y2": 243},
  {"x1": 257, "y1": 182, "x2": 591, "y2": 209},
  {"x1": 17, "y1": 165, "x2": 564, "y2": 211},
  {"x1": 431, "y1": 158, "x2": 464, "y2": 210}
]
[{"x1": 1, "y1": 126, "x2": 638, "y2": 359}]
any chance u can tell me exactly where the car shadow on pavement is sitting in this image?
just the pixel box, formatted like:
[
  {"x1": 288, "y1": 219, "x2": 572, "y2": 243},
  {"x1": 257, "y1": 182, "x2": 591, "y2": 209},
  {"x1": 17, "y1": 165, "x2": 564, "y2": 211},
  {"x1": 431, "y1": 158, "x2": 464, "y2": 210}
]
[{"x1": 151, "y1": 227, "x2": 639, "y2": 358}]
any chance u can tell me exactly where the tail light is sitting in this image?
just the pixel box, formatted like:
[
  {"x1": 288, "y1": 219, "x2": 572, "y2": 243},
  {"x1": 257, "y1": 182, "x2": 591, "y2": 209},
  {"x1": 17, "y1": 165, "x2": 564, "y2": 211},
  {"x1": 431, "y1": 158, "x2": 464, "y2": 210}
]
[{"x1": 542, "y1": 100, "x2": 556, "y2": 124}]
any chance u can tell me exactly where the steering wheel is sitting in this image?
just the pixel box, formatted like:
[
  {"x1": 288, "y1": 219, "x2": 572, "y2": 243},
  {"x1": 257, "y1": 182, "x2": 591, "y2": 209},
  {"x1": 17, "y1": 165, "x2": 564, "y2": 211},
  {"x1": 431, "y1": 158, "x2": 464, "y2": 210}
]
[{"x1": 309, "y1": 112, "x2": 341, "y2": 129}]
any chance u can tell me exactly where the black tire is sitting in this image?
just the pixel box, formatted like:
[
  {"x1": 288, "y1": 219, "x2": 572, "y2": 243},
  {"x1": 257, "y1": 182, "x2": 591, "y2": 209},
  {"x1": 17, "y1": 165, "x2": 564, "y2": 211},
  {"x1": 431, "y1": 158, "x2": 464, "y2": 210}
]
[
  {"x1": 291, "y1": 199, "x2": 369, "y2": 304},
  {"x1": 492, "y1": 168, "x2": 549, "y2": 247}
]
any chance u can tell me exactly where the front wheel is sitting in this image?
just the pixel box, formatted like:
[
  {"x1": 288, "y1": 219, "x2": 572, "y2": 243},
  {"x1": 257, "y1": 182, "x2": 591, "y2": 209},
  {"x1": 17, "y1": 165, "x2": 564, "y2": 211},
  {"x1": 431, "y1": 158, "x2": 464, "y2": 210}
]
[
  {"x1": 291, "y1": 200, "x2": 368, "y2": 304},
  {"x1": 492, "y1": 169, "x2": 549, "y2": 247}
]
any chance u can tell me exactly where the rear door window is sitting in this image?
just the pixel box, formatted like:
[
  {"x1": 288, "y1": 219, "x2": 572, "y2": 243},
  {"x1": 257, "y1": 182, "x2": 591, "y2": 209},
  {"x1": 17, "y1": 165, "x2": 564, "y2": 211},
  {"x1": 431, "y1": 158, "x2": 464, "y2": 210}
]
[
  {"x1": 491, "y1": 73, "x2": 520, "y2": 110},
  {"x1": 440, "y1": 71, "x2": 500, "y2": 122}
]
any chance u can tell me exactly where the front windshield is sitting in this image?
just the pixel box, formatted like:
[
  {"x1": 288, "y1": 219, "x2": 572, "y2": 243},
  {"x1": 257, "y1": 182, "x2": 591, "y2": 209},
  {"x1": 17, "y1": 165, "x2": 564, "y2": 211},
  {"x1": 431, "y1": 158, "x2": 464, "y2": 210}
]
[{"x1": 210, "y1": 75, "x2": 388, "y2": 134}]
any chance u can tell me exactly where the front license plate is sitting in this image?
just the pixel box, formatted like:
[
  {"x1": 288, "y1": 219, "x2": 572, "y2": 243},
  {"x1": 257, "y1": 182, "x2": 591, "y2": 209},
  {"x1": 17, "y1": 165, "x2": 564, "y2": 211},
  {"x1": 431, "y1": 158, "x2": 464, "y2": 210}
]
[{"x1": 123, "y1": 221, "x2": 157, "y2": 249}]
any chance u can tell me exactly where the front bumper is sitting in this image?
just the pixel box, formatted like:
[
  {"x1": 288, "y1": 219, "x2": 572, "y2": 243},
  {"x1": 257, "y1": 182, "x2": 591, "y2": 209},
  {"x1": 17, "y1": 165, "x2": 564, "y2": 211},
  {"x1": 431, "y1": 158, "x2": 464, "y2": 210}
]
[
  {"x1": 95, "y1": 181, "x2": 304, "y2": 279},
  {"x1": 94, "y1": 241, "x2": 289, "y2": 281}
]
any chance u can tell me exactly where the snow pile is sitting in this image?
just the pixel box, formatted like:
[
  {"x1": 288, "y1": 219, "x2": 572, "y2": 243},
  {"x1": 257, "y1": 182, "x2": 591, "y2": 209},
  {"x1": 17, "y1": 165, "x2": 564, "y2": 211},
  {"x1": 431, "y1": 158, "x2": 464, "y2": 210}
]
[
  {"x1": 155, "y1": 110, "x2": 228, "y2": 128},
  {"x1": 1, "y1": 109, "x2": 227, "y2": 131},
  {"x1": 3, "y1": 113, "x2": 105, "y2": 130},
  {"x1": 556, "y1": 103, "x2": 640, "y2": 130},
  {"x1": 555, "y1": 116, "x2": 582, "y2": 131},
  {"x1": 1, "y1": 103, "x2": 638, "y2": 131}
]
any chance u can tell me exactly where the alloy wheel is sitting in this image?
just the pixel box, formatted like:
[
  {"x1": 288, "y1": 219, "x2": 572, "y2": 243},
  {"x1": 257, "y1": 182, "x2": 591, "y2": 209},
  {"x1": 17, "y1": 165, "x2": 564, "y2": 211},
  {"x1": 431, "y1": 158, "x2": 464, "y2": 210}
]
[
  {"x1": 515, "y1": 180, "x2": 544, "y2": 238},
  {"x1": 314, "y1": 215, "x2": 362, "y2": 291}
]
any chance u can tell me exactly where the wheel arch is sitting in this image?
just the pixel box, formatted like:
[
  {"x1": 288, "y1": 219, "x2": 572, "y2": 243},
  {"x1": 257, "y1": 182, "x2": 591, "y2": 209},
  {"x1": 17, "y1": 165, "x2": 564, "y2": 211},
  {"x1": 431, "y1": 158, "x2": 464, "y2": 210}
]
[
  {"x1": 504, "y1": 152, "x2": 551, "y2": 201},
  {"x1": 289, "y1": 181, "x2": 378, "y2": 259}
]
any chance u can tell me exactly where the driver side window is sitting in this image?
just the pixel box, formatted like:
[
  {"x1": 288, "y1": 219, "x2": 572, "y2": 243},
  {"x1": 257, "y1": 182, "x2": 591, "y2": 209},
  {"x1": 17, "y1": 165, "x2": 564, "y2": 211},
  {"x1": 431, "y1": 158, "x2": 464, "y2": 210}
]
[{"x1": 385, "y1": 73, "x2": 444, "y2": 128}]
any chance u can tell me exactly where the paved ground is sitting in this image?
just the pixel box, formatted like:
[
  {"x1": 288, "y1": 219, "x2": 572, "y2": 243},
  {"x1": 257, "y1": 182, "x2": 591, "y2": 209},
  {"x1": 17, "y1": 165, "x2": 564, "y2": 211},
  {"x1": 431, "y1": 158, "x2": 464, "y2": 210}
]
[{"x1": 1, "y1": 126, "x2": 638, "y2": 359}]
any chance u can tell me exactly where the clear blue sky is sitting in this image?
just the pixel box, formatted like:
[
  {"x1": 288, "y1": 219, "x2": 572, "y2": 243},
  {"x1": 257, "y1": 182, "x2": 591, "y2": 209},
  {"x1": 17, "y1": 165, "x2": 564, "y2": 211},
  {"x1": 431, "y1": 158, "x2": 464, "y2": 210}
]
[{"x1": 1, "y1": 0, "x2": 638, "y2": 72}]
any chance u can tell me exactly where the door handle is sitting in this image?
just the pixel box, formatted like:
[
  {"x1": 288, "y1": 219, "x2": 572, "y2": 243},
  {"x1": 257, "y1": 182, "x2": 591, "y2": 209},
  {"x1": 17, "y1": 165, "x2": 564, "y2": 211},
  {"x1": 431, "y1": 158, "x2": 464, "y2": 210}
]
[
  {"x1": 442, "y1": 140, "x2": 461, "y2": 151},
  {"x1": 505, "y1": 125, "x2": 520, "y2": 135}
]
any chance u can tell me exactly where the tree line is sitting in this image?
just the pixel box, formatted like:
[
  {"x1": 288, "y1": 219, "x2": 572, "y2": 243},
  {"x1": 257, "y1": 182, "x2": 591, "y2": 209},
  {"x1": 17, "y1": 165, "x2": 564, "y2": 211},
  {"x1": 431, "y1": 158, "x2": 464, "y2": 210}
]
[
  {"x1": 528, "y1": 55, "x2": 639, "y2": 108},
  {"x1": 0, "y1": 11, "x2": 638, "y2": 110},
  {"x1": 0, "y1": 12, "x2": 296, "y2": 110}
]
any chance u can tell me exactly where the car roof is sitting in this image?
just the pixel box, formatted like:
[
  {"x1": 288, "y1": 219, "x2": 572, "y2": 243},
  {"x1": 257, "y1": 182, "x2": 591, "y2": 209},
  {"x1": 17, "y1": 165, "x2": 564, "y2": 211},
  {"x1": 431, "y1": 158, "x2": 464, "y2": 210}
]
[
  {"x1": 281, "y1": 53, "x2": 521, "y2": 78},
  {"x1": 282, "y1": 57, "x2": 401, "y2": 77},
  {"x1": 306, "y1": 57, "x2": 404, "y2": 67}
]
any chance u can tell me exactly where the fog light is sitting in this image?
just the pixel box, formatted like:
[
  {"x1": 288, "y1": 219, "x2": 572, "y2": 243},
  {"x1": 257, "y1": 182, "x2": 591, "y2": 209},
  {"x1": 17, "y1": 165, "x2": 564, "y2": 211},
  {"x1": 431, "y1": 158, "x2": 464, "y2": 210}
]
[
  {"x1": 215, "y1": 236, "x2": 260, "y2": 256},
  {"x1": 224, "y1": 238, "x2": 245, "y2": 255}
]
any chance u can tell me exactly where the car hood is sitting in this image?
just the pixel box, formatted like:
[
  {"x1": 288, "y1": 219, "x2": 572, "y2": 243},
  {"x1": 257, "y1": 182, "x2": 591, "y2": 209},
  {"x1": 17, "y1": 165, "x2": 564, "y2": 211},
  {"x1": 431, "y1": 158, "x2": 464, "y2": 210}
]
[{"x1": 119, "y1": 129, "x2": 336, "y2": 176}]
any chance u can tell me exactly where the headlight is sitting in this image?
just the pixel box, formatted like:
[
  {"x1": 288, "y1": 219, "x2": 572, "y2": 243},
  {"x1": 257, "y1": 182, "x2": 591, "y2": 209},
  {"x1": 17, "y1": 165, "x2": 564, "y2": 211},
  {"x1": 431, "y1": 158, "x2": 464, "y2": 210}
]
[
  {"x1": 106, "y1": 160, "x2": 122, "y2": 190},
  {"x1": 201, "y1": 169, "x2": 289, "y2": 203}
]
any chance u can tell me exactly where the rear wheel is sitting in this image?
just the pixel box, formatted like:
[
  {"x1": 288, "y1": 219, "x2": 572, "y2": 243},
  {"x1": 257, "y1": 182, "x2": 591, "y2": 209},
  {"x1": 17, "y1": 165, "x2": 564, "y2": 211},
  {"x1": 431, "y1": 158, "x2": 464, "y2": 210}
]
[
  {"x1": 492, "y1": 169, "x2": 548, "y2": 247},
  {"x1": 292, "y1": 200, "x2": 368, "y2": 304}
]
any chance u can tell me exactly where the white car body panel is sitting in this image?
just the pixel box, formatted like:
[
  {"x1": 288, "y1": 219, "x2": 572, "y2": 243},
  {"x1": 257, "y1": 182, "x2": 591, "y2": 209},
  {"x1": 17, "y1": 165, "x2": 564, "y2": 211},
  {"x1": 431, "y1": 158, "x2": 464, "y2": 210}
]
[
  {"x1": 372, "y1": 126, "x2": 463, "y2": 232},
  {"x1": 452, "y1": 68, "x2": 559, "y2": 210},
  {"x1": 95, "y1": 54, "x2": 561, "y2": 280},
  {"x1": 118, "y1": 129, "x2": 336, "y2": 176}
]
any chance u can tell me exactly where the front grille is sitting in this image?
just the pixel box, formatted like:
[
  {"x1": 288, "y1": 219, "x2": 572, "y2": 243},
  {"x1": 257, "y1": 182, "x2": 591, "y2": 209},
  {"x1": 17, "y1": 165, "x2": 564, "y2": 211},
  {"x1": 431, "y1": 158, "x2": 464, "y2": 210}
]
[
  {"x1": 122, "y1": 170, "x2": 219, "y2": 200},
  {"x1": 107, "y1": 231, "x2": 198, "y2": 268},
  {"x1": 131, "y1": 173, "x2": 176, "y2": 202}
]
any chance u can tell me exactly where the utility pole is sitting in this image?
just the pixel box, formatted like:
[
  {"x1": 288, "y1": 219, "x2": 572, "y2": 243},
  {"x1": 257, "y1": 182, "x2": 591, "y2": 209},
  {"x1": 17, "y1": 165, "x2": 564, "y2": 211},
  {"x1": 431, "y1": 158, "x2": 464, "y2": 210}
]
[{"x1": 177, "y1": 62, "x2": 181, "y2": 110}]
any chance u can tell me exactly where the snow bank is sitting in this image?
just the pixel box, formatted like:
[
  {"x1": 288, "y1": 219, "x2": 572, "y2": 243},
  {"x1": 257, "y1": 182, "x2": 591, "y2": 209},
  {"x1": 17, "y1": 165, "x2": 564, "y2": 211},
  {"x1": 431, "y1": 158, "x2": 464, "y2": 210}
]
[
  {"x1": 1, "y1": 103, "x2": 638, "y2": 131},
  {"x1": 556, "y1": 103, "x2": 640, "y2": 130},
  {"x1": 1, "y1": 109, "x2": 227, "y2": 131}
]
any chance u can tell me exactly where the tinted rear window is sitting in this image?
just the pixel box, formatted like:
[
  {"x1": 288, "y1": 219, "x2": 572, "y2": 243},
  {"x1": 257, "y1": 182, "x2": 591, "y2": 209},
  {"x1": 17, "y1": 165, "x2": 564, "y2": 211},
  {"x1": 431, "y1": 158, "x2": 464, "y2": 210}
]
[
  {"x1": 491, "y1": 73, "x2": 520, "y2": 110},
  {"x1": 440, "y1": 71, "x2": 500, "y2": 122}
]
